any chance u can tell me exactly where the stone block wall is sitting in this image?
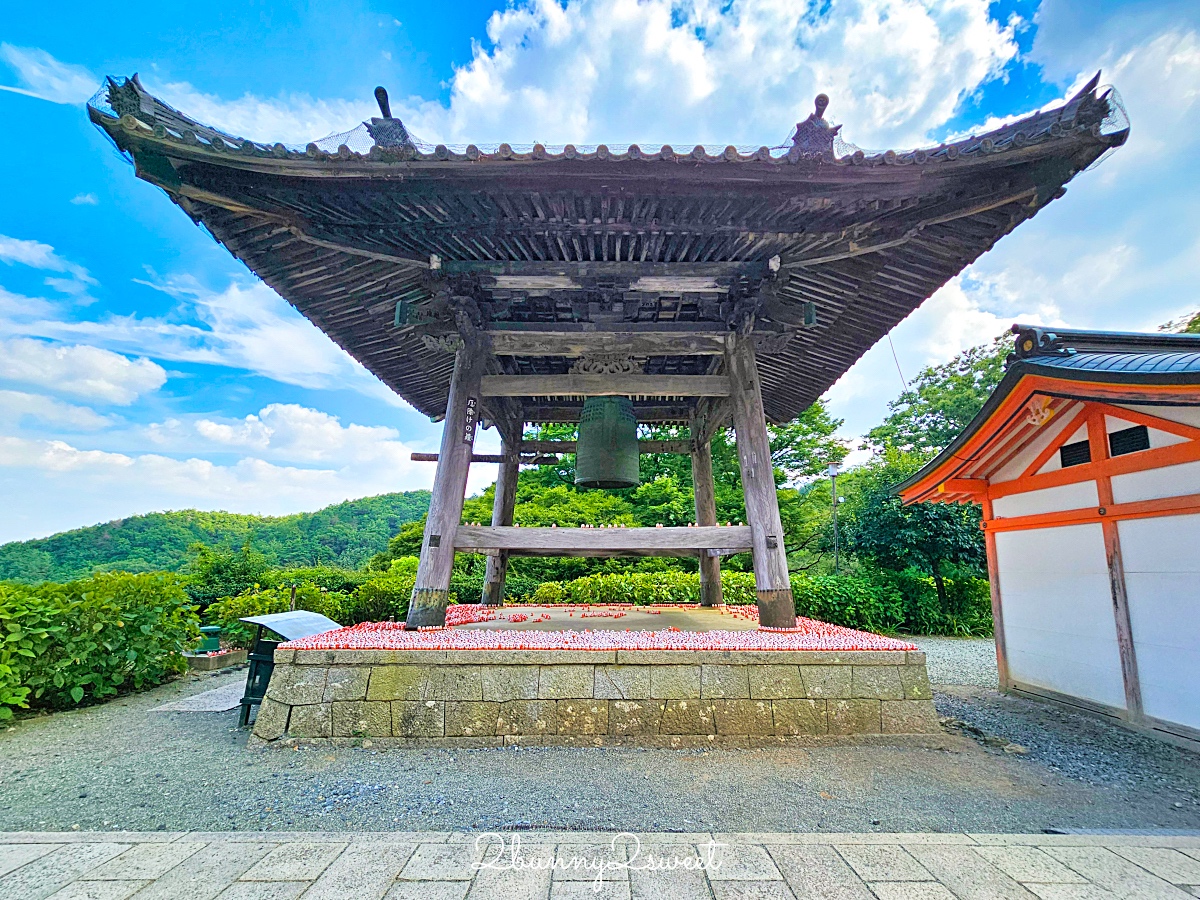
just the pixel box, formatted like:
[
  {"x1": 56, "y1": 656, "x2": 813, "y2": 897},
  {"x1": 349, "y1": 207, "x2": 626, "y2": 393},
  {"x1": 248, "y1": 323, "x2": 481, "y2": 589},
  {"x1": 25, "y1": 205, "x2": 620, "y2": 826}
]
[{"x1": 252, "y1": 648, "x2": 937, "y2": 747}]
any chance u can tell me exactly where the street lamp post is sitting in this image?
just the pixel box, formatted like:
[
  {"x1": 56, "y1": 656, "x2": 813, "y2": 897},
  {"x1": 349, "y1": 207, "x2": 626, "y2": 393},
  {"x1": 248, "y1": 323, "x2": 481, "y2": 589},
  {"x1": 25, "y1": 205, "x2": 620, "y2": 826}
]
[{"x1": 827, "y1": 463, "x2": 840, "y2": 574}]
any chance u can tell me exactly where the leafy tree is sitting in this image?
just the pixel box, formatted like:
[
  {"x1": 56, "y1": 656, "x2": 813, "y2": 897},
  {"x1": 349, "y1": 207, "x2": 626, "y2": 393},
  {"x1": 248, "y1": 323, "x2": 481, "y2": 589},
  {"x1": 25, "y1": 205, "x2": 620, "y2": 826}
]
[
  {"x1": 184, "y1": 543, "x2": 271, "y2": 607},
  {"x1": 1166, "y1": 310, "x2": 1200, "y2": 334},
  {"x1": 842, "y1": 450, "x2": 985, "y2": 607},
  {"x1": 866, "y1": 335, "x2": 1010, "y2": 455},
  {"x1": 769, "y1": 401, "x2": 849, "y2": 481}
]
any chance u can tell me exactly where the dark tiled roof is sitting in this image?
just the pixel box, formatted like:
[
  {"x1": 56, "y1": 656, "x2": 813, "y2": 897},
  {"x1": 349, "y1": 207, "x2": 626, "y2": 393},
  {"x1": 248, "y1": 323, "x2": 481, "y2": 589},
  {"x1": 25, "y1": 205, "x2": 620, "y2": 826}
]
[
  {"x1": 1011, "y1": 325, "x2": 1200, "y2": 377},
  {"x1": 895, "y1": 325, "x2": 1200, "y2": 499},
  {"x1": 87, "y1": 75, "x2": 1129, "y2": 426}
]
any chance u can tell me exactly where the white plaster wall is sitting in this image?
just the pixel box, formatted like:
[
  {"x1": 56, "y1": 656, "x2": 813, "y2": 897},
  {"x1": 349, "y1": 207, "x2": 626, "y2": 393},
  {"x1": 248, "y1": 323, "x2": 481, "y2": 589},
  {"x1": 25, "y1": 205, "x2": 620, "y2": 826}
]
[
  {"x1": 989, "y1": 412, "x2": 1082, "y2": 483},
  {"x1": 1111, "y1": 460, "x2": 1200, "y2": 504},
  {"x1": 1118, "y1": 404, "x2": 1200, "y2": 430},
  {"x1": 1119, "y1": 514, "x2": 1200, "y2": 731},
  {"x1": 992, "y1": 480, "x2": 1098, "y2": 519},
  {"x1": 996, "y1": 523, "x2": 1126, "y2": 709}
]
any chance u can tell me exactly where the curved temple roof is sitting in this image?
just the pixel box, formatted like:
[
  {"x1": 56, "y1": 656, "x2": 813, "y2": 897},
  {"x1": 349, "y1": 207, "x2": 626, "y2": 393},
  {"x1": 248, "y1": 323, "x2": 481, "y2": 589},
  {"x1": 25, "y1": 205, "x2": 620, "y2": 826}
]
[
  {"x1": 89, "y1": 75, "x2": 1129, "y2": 432},
  {"x1": 896, "y1": 325, "x2": 1200, "y2": 505}
]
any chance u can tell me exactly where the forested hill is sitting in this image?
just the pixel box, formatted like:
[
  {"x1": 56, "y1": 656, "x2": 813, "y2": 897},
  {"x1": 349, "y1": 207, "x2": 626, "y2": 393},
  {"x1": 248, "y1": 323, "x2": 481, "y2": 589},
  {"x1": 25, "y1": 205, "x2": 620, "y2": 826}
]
[{"x1": 0, "y1": 491, "x2": 431, "y2": 583}]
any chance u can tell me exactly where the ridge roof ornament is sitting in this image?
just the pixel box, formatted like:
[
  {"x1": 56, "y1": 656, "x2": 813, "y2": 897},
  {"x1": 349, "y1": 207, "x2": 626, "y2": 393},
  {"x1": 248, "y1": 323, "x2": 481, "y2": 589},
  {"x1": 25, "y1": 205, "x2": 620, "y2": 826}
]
[
  {"x1": 367, "y1": 85, "x2": 415, "y2": 150},
  {"x1": 790, "y1": 93, "x2": 842, "y2": 157}
]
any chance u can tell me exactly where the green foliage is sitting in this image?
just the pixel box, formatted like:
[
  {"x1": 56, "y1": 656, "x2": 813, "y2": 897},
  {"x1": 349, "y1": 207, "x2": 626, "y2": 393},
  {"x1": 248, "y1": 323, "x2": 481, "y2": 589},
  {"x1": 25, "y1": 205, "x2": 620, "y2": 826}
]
[
  {"x1": 790, "y1": 572, "x2": 906, "y2": 634},
  {"x1": 880, "y1": 568, "x2": 993, "y2": 636},
  {"x1": 262, "y1": 566, "x2": 367, "y2": 594},
  {"x1": 529, "y1": 570, "x2": 758, "y2": 606},
  {"x1": 0, "y1": 574, "x2": 199, "y2": 717},
  {"x1": 205, "y1": 583, "x2": 349, "y2": 648},
  {"x1": 770, "y1": 401, "x2": 849, "y2": 480},
  {"x1": 866, "y1": 335, "x2": 1009, "y2": 455},
  {"x1": 0, "y1": 492, "x2": 431, "y2": 583},
  {"x1": 185, "y1": 543, "x2": 271, "y2": 607},
  {"x1": 344, "y1": 557, "x2": 420, "y2": 625},
  {"x1": 842, "y1": 449, "x2": 985, "y2": 606}
]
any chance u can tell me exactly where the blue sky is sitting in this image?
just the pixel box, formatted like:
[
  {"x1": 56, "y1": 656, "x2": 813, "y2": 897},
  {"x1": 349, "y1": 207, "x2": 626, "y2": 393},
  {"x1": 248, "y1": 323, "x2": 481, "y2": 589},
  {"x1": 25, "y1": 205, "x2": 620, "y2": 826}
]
[{"x1": 2, "y1": 0, "x2": 1198, "y2": 542}]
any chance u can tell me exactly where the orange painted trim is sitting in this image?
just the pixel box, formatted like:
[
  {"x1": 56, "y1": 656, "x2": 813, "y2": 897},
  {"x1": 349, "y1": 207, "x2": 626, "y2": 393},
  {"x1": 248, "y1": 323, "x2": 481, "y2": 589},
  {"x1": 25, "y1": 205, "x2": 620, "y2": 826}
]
[
  {"x1": 1090, "y1": 401, "x2": 1200, "y2": 443},
  {"x1": 978, "y1": 399, "x2": 1074, "y2": 480},
  {"x1": 939, "y1": 478, "x2": 987, "y2": 496},
  {"x1": 983, "y1": 492, "x2": 1200, "y2": 533},
  {"x1": 988, "y1": 437, "x2": 1200, "y2": 500},
  {"x1": 899, "y1": 373, "x2": 1200, "y2": 504},
  {"x1": 1019, "y1": 404, "x2": 1089, "y2": 478},
  {"x1": 1088, "y1": 407, "x2": 1116, "y2": 507}
]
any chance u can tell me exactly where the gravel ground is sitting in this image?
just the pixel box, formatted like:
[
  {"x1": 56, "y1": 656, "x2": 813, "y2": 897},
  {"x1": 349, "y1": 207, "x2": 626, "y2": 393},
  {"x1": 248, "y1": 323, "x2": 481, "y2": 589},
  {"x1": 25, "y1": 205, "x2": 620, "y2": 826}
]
[
  {"x1": 1, "y1": 646, "x2": 1197, "y2": 836},
  {"x1": 905, "y1": 635, "x2": 1000, "y2": 688}
]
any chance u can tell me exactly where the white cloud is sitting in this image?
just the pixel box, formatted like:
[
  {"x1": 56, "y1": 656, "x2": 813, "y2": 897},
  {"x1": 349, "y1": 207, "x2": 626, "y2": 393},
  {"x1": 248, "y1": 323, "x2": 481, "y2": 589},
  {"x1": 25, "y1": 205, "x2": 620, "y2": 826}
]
[
  {"x1": 0, "y1": 44, "x2": 97, "y2": 104},
  {"x1": 3, "y1": 278, "x2": 402, "y2": 404},
  {"x1": 0, "y1": 401, "x2": 503, "y2": 541},
  {"x1": 827, "y1": 8, "x2": 1200, "y2": 441},
  {"x1": 0, "y1": 338, "x2": 167, "y2": 405},
  {"x1": 118, "y1": 0, "x2": 1019, "y2": 151},
  {"x1": 405, "y1": 0, "x2": 1018, "y2": 149},
  {"x1": 70, "y1": 193, "x2": 98, "y2": 206},
  {"x1": 195, "y1": 404, "x2": 407, "y2": 464},
  {"x1": 0, "y1": 390, "x2": 114, "y2": 431},
  {"x1": 0, "y1": 234, "x2": 94, "y2": 285},
  {"x1": 146, "y1": 80, "x2": 376, "y2": 146}
]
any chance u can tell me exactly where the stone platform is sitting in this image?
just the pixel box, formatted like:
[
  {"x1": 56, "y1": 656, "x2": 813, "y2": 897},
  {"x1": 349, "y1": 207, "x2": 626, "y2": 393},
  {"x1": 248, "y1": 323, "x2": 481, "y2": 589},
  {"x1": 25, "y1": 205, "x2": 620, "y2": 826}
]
[{"x1": 252, "y1": 646, "x2": 937, "y2": 747}]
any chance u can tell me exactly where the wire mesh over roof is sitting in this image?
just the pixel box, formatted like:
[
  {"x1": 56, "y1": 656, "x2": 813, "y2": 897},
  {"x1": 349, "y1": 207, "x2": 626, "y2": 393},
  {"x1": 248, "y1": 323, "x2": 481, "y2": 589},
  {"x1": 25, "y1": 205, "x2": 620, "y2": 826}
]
[{"x1": 88, "y1": 74, "x2": 1129, "y2": 429}]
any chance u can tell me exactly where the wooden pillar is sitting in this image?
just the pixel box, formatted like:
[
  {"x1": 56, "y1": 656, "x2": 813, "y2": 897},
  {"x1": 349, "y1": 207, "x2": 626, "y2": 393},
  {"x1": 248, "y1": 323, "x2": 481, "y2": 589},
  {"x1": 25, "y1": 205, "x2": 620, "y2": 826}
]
[
  {"x1": 407, "y1": 346, "x2": 485, "y2": 629},
  {"x1": 1087, "y1": 409, "x2": 1143, "y2": 718},
  {"x1": 980, "y1": 497, "x2": 1010, "y2": 691},
  {"x1": 725, "y1": 334, "x2": 796, "y2": 629},
  {"x1": 481, "y1": 439, "x2": 519, "y2": 606},
  {"x1": 691, "y1": 438, "x2": 724, "y2": 607}
]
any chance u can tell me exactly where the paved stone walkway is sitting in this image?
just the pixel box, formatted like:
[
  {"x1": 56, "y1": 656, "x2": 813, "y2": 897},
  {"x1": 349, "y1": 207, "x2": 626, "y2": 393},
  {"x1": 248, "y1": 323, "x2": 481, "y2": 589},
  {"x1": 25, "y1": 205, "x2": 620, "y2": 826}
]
[{"x1": 3, "y1": 831, "x2": 1200, "y2": 899}]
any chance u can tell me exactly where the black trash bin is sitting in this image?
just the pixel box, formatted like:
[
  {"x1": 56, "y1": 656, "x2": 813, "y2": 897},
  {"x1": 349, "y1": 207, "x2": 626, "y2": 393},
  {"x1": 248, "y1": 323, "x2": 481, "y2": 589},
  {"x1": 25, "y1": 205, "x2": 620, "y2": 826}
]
[{"x1": 237, "y1": 611, "x2": 341, "y2": 728}]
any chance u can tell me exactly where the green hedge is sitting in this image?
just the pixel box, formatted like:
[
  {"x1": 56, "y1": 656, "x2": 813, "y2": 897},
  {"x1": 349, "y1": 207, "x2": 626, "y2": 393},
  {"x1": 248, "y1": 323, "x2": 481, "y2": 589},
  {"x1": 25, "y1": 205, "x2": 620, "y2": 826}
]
[
  {"x1": 790, "y1": 573, "x2": 906, "y2": 634},
  {"x1": 0, "y1": 573, "x2": 199, "y2": 718},
  {"x1": 880, "y1": 569, "x2": 993, "y2": 636},
  {"x1": 204, "y1": 583, "x2": 350, "y2": 647},
  {"x1": 520, "y1": 568, "x2": 990, "y2": 636},
  {"x1": 204, "y1": 557, "x2": 426, "y2": 644},
  {"x1": 528, "y1": 570, "x2": 758, "y2": 606}
]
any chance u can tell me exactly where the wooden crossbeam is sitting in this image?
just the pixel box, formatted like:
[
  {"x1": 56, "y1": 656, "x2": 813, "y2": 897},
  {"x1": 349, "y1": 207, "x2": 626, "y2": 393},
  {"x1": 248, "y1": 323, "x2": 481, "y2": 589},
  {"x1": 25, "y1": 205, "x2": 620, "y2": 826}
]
[
  {"x1": 411, "y1": 440, "x2": 693, "y2": 464},
  {"x1": 444, "y1": 261, "x2": 768, "y2": 278},
  {"x1": 453, "y1": 525, "x2": 753, "y2": 558},
  {"x1": 487, "y1": 328, "x2": 728, "y2": 357},
  {"x1": 410, "y1": 453, "x2": 557, "y2": 464},
  {"x1": 480, "y1": 375, "x2": 730, "y2": 398},
  {"x1": 520, "y1": 440, "x2": 693, "y2": 454}
]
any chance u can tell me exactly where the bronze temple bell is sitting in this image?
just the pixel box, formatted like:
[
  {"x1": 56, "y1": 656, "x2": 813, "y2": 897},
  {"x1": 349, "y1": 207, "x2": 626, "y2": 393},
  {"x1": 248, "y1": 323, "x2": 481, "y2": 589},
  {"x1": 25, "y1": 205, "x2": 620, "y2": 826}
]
[{"x1": 574, "y1": 397, "x2": 640, "y2": 489}]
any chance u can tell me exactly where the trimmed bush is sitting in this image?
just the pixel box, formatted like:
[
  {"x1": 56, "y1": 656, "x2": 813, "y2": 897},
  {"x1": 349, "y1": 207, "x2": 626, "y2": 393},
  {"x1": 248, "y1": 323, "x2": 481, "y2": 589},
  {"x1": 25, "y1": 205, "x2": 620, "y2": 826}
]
[
  {"x1": 527, "y1": 570, "x2": 758, "y2": 606},
  {"x1": 789, "y1": 572, "x2": 906, "y2": 634},
  {"x1": 341, "y1": 556, "x2": 421, "y2": 625},
  {"x1": 515, "y1": 567, "x2": 989, "y2": 637},
  {"x1": 263, "y1": 565, "x2": 367, "y2": 595},
  {"x1": 205, "y1": 584, "x2": 348, "y2": 647},
  {"x1": 0, "y1": 573, "x2": 199, "y2": 717},
  {"x1": 880, "y1": 568, "x2": 992, "y2": 636}
]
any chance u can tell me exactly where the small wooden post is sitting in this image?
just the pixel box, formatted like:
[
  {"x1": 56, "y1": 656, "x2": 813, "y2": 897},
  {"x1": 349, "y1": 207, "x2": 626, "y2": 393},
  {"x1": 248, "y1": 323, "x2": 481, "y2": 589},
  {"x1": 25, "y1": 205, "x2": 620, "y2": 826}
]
[
  {"x1": 407, "y1": 345, "x2": 485, "y2": 628},
  {"x1": 481, "y1": 439, "x2": 519, "y2": 606},
  {"x1": 980, "y1": 497, "x2": 1010, "y2": 691},
  {"x1": 1087, "y1": 408, "x2": 1143, "y2": 719},
  {"x1": 725, "y1": 333, "x2": 796, "y2": 629},
  {"x1": 691, "y1": 438, "x2": 724, "y2": 607}
]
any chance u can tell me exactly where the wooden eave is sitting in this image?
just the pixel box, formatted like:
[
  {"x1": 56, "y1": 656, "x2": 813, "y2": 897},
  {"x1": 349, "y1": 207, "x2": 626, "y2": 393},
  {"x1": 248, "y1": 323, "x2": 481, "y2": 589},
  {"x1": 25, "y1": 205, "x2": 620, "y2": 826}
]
[
  {"x1": 89, "y1": 75, "x2": 1128, "y2": 426},
  {"x1": 898, "y1": 356, "x2": 1200, "y2": 506}
]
